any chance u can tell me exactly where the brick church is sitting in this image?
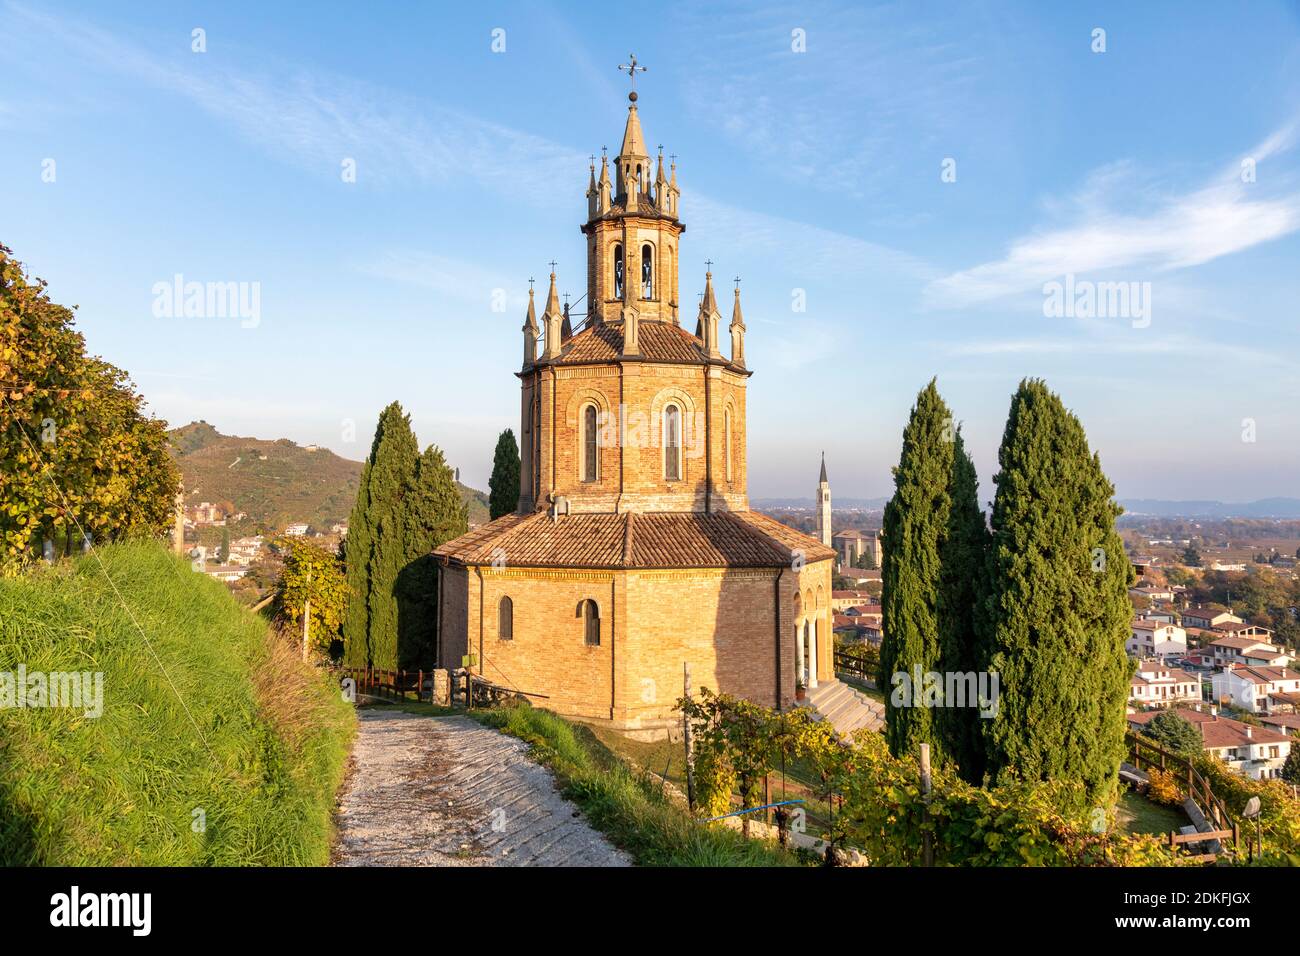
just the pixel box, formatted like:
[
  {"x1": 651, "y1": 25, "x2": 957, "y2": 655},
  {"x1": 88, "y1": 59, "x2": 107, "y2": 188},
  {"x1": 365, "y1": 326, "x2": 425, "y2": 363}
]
[{"x1": 434, "y1": 74, "x2": 836, "y2": 737}]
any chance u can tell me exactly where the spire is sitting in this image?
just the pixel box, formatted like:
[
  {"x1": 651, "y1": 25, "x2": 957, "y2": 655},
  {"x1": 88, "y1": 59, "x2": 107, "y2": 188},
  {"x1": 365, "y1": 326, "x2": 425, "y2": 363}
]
[
  {"x1": 596, "y1": 153, "x2": 611, "y2": 216},
  {"x1": 730, "y1": 280, "x2": 746, "y2": 367},
  {"x1": 541, "y1": 268, "x2": 563, "y2": 360},
  {"x1": 615, "y1": 57, "x2": 651, "y2": 205},
  {"x1": 522, "y1": 281, "x2": 539, "y2": 368},
  {"x1": 699, "y1": 270, "x2": 721, "y2": 357},
  {"x1": 819, "y1": 452, "x2": 828, "y2": 484},
  {"x1": 523, "y1": 283, "x2": 538, "y2": 333},
  {"x1": 700, "y1": 269, "x2": 718, "y2": 316},
  {"x1": 619, "y1": 102, "x2": 649, "y2": 162},
  {"x1": 655, "y1": 146, "x2": 667, "y2": 209}
]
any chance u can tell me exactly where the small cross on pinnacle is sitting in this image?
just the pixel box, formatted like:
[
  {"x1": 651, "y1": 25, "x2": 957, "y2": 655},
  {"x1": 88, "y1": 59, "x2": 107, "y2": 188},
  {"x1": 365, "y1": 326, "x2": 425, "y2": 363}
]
[
  {"x1": 705, "y1": 259, "x2": 713, "y2": 274},
  {"x1": 548, "y1": 260, "x2": 557, "y2": 274},
  {"x1": 528, "y1": 277, "x2": 535, "y2": 291},
  {"x1": 618, "y1": 54, "x2": 646, "y2": 98},
  {"x1": 734, "y1": 276, "x2": 741, "y2": 291}
]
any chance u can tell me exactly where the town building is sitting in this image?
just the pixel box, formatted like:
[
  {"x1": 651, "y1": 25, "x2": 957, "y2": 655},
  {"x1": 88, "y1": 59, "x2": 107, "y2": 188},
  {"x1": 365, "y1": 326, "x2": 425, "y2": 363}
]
[
  {"x1": 1127, "y1": 705, "x2": 1293, "y2": 780},
  {"x1": 1129, "y1": 661, "x2": 1202, "y2": 708},
  {"x1": 1180, "y1": 606, "x2": 1242, "y2": 630},
  {"x1": 832, "y1": 528, "x2": 883, "y2": 571},
  {"x1": 1211, "y1": 664, "x2": 1300, "y2": 715},
  {"x1": 1127, "y1": 618, "x2": 1188, "y2": 660},
  {"x1": 814, "y1": 454, "x2": 831, "y2": 548}
]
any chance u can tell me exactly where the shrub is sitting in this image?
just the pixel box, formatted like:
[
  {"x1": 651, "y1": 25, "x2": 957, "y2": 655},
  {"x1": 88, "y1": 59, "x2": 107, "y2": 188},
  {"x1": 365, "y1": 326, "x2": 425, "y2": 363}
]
[{"x1": 1145, "y1": 768, "x2": 1185, "y2": 808}]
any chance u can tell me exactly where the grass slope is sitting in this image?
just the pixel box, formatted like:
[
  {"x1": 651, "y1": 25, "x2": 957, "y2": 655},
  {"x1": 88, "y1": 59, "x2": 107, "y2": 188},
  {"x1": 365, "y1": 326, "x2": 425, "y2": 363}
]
[{"x1": 0, "y1": 542, "x2": 355, "y2": 865}]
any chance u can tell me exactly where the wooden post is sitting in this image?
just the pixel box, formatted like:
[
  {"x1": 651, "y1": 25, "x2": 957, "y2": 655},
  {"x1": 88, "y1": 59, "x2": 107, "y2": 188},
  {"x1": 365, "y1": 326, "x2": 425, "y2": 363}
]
[
  {"x1": 683, "y1": 662, "x2": 696, "y2": 811},
  {"x1": 301, "y1": 567, "x2": 312, "y2": 663},
  {"x1": 919, "y1": 743, "x2": 933, "y2": 867}
]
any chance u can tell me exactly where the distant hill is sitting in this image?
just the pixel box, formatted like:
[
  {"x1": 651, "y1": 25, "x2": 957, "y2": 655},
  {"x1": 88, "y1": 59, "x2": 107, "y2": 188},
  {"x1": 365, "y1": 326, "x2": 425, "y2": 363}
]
[
  {"x1": 168, "y1": 422, "x2": 489, "y2": 531},
  {"x1": 1119, "y1": 498, "x2": 1300, "y2": 519}
]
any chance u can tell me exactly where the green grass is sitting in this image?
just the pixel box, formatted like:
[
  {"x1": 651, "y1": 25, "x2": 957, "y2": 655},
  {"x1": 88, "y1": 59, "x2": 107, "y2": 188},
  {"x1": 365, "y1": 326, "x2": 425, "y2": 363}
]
[
  {"x1": 0, "y1": 541, "x2": 355, "y2": 865},
  {"x1": 472, "y1": 702, "x2": 805, "y2": 866},
  {"x1": 1116, "y1": 788, "x2": 1189, "y2": 837}
]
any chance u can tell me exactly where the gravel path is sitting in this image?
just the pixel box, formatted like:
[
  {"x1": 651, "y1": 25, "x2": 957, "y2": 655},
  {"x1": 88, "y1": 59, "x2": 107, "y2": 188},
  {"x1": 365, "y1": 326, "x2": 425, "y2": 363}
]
[{"x1": 332, "y1": 709, "x2": 631, "y2": 867}]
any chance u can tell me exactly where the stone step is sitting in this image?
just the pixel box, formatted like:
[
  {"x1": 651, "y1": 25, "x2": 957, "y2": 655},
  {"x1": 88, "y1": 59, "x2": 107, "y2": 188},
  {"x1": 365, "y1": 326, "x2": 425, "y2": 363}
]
[{"x1": 803, "y1": 679, "x2": 886, "y2": 739}]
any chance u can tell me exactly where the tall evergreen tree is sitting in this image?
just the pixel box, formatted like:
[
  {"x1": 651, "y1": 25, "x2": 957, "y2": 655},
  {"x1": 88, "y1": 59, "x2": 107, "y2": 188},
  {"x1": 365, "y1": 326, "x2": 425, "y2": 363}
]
[
  {"x1": 396, "y1": 444, "x2": 468, "y2": 670},
  {"x1": 488, "y1": 429, "x2": 521, "y2": 520},
  {"x1": 878, "y1": 381, "x2": 955, "y2": 761},
  {"x1": 934, "y1": 429, "x2": 990, "y2": 783},
  {"x1": 982, "y1": 379, "x2": 1134, "y2": 811},
  {"x1": 342, "y1": 403, "x2": 417, "y2": 669}
]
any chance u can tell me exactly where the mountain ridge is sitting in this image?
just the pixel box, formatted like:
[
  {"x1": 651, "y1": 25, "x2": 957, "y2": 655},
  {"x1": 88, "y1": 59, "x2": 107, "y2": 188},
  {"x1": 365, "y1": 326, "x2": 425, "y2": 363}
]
[{"x1": 167, "y1": 421, "x2": 489, "y2": 531}]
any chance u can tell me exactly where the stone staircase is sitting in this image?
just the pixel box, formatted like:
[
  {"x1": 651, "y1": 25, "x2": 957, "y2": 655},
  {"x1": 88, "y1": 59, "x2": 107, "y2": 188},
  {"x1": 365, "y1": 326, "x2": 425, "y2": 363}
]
[{"x1": 803, "y1": 679, "x2": 885, "y2": 738}]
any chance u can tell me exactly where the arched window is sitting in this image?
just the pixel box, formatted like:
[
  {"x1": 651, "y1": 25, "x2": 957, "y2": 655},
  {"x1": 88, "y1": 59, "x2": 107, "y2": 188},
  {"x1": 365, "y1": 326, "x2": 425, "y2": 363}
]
[
  {"x1": 582, "y1": 404, "x2": 598, "y2": 482},
  {"x1": 724, "y1": 408, "x2": 732, "y2": 482},
  {"x1": 663, "y1": 404, "x2": 681, "y2": 481},
  {"x1": 498, "y1": 596, "x2": 513, "y2": 641},
  {"x1": 578, "y1": 599, "x2": 600, "y2": 646},
  {"x1": 641, "y1": 243, "x2": 654, "y2": 299},
  {"x1": 613, "y1": 243, "x2": 624, "y2": 300}
]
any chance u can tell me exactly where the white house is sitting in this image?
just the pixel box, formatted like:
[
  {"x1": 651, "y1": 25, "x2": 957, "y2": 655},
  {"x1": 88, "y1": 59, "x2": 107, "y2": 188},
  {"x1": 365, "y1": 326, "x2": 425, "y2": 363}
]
[
  {"x1": 1181, "y1": 606, "x2": 1242, "y2": 630},
  {"x1": 1128, "y1": 705, "x2": 1293, "y2": 780},
  {"x1": 284, "y1": 523, "x2": 310, "y2": 537},
  {"x1": 1127, "y1": 618, "x2": 1188, "y2": 660},
  {"x1": 1204, "y1": 635, "x2": 1289, "y2": 668},
  {"x1": 1130, "y1": 661, "x2": 1202, "y2": 708},
  {"x1": 1211, "y1": 664, "x2": 1300, "y2": 715}
]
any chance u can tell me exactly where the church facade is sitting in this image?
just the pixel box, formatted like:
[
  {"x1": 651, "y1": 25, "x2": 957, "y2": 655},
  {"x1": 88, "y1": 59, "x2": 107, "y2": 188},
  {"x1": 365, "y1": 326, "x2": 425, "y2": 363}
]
[{"x1": 434, "y1": 84, "x2": 835, "y2": 736}]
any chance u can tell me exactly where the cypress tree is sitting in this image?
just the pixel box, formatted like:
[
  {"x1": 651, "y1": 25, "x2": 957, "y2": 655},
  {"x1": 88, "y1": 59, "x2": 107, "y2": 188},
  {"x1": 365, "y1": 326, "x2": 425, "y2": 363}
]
[
  {"x1": 342, "y1": 402, "x2": 418, "y2": 670},
  {"x1": 396, "y1": 444, "x2": 468, "y2": 670},
  {"x1": 488, "y1": 429, "x2": 521, "y2": 520},
  {"x1": 341, "y1": 457, "x2": 374, "y2": 668},
  {"x1": 878, "y1": 380, "x2": 954, "y2": 761},
  {"x1": 935, "y1": 429, "x2": 990, "y2": 783},
  {"x1": 982, "y1": 379, "x2": 1134, "y2": 811}
]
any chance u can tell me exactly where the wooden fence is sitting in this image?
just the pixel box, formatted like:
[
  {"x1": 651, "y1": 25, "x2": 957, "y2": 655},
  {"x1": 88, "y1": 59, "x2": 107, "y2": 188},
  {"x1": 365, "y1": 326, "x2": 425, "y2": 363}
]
[
  {"x1": 1126, "y1": 731, "x2": 1239, "y2": 861},
  {"x1": 341, "y1": 667, "x2": 434, "y2": 703},
  {"x1": 833, "y1": 649, "x2": 875, "y2": 683}
]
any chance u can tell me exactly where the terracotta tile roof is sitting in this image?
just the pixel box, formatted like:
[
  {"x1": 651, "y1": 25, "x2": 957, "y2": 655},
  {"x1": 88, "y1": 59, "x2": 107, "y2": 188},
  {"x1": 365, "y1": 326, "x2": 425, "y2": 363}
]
[
  {"x1": 1199, "y1": 718, "x2": 1290, "y2": 749},
  {"x1": 1260, "y1": 714, "x2": 1300, "y2": 733},
  {"x1": 434, "y1": 509, "x2": 836, "y2": 569},
  {"x1": 1127, "y1": 708, "x2": 1291, "y2": 748},
  {"x1": 550, "y1": 319, "x2": 742, "y2": 368},
  {"x1": 1226, "y1": 665, "x2": 1296, "y2": 685}
]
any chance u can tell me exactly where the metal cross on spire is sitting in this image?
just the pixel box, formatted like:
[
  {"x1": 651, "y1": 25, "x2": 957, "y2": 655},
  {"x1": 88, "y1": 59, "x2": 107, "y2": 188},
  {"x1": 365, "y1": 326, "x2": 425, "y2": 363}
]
[
  {"x1": 618, "y1": 54, "x2": 646, "y2": 94},
  {"x1": 528, "y1": 277, "x2": 535, "y2": 291},
  {"x1": 548, "y1": 260, "x2": 557, "y2": 273},
  {"x1": 705, "y1": 259, "x2": 713, "y2": 273},
  {"x1": 734, "y1": 276, "x2": 741, "y2": 291}
]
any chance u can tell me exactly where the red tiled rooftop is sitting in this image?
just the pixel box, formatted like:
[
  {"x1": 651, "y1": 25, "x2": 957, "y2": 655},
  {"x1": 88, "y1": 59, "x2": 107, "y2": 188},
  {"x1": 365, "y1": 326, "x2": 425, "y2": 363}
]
[{"x1": 434, "y1": 509, "x2": 836, "y2": 569}]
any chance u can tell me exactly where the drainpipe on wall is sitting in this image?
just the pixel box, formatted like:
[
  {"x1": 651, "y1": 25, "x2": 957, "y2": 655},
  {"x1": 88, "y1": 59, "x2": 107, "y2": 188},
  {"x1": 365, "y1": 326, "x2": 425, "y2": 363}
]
[{"x1": 773, "y1": 569, "x2": 784, "y2": 711}]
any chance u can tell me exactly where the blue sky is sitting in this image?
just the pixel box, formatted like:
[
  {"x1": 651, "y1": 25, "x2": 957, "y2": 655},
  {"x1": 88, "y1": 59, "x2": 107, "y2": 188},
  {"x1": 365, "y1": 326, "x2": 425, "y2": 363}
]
[{"x1": 4, "y1": 1, "x2": 1300, "y2": 503}]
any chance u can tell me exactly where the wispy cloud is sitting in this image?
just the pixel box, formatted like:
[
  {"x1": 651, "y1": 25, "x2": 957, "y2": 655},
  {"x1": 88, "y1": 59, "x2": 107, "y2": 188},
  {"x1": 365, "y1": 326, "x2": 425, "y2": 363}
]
[
  {"x1": 943, "y1": 333, "x2": 1300, "y2": 371},
  {"x1": 924, "y1": 123, "x2": 1300, "y2": 309},
  {"x1": 675, "y1": 1, "x2": 990, "y2": 199}
]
